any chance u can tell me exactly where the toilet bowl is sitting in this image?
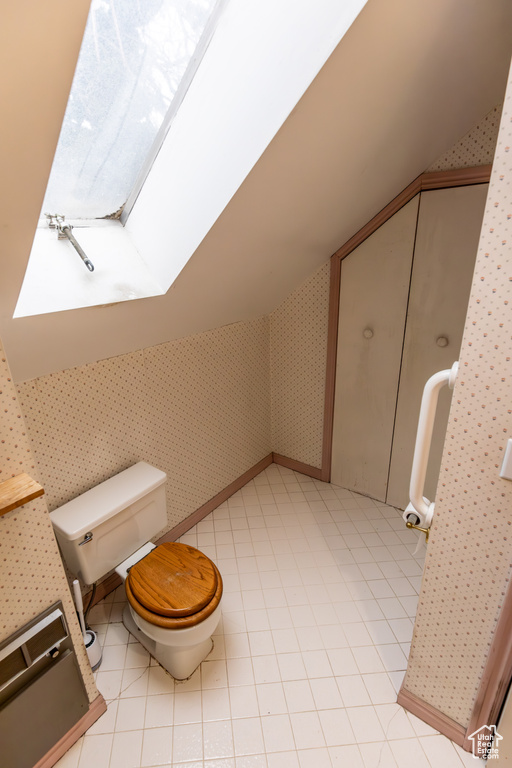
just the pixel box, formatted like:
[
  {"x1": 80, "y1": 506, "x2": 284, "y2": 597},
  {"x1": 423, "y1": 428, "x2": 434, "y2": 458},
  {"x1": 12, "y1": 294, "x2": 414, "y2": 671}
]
[
  {"x1": 116, "y1": 540, "x2": 223, "y2": 679},
  {"x1": 50, "y1": 462, "x2": 223, "y2": 680}
]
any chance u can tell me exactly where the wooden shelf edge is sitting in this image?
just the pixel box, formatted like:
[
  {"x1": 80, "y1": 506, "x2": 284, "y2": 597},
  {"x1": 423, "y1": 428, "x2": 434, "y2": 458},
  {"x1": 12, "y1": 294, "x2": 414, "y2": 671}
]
[{"x1": 0, "y1": 472, "x2": 45, "y2": 517}]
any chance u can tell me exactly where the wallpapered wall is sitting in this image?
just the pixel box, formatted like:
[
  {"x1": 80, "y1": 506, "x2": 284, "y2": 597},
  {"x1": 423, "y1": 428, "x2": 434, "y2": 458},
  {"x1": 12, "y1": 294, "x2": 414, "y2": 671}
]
[
  {"x1": 0, "y1": 338, "x2": 98, "y2": 703},
  {"x1": 270, "y1": 261, "x2": 330, "y2": 469},
  {"x1": 403, "y1": 72, "x2": 512, "y2": 726},
  {"x1": 17, "y1": 317, "x2": 271, "y2": 530}
]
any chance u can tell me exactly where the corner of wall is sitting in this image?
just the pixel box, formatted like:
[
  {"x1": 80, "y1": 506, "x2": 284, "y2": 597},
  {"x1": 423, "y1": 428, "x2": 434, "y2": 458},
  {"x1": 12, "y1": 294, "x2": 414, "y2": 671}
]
[
  {"x1": 427, "y1": 103, "x2": 502, "y2": 173},
  {"x1": 270, "y1": 260, "x2": 330, "y2": 469}
]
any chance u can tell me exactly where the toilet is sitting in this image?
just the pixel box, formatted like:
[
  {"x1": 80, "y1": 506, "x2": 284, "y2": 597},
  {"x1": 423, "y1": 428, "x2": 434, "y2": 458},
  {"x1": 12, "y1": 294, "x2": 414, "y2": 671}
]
[{"x1": 50, "y1": 462, "x2": 223, "y2": 679}]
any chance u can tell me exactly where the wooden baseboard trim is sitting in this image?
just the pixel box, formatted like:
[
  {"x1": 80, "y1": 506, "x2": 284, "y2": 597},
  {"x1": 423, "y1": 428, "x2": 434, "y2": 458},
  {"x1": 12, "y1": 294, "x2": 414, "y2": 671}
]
[
  {"x1": 88, "y1": 571, "x2": 122, "y2": 609},
  {"x1": 397, "y1": 686, "x2": 467, "y2": 749},
  {"x1": 158, "y1": 454, "x2": 274, "y2": 544},
  {"x1": 33, "y1": 694, "x2": 107, "y2": 768},
  {"x1": 272, "y1": 453, "x2": 324, "y2": 481}
]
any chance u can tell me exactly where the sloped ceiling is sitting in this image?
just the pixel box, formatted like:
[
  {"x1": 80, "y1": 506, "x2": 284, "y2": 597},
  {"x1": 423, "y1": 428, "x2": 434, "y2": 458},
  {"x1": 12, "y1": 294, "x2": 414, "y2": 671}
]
[{"x1": 2, "y1": 0, "x2": 512, "y2": 381}]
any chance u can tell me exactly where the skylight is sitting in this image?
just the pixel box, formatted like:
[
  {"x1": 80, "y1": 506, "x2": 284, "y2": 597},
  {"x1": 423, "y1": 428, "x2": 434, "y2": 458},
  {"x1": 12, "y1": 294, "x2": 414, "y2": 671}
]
[
  {"x1": 16, "y1": 0, "x2": 368, "y2": 321},
  {"x1": 42, "y1": 0, "x2": 219, "y2": 220}
]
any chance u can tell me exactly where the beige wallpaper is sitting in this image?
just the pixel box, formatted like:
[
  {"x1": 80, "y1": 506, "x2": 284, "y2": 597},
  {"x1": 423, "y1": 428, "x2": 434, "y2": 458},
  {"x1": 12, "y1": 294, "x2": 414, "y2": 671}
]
[
  {"x1": 270, "y1": 261, "x2": 330, "y2": 469},
  {"x1": 403, "y1": 69, "x2": 512, "y2": 726},
  {"x1": 427, "y1": 103, "x2": 502, "y2": 172},
  {"x1": 17, "y1": 317, "x2": 271, "y2": 532},
  {"x1": 0, "y1": 338, "x2": 98, "y2": 703}
]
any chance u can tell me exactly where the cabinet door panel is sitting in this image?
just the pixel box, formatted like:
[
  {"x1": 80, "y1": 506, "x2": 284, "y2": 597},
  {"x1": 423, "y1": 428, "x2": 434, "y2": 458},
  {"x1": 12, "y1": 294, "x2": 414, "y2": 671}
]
[
  {"x1": 386, "y1": 184, "x2": 488, "y2": 509},
  {"x1": 331, "y1": 197, "x2": 418, "y2": 500}
]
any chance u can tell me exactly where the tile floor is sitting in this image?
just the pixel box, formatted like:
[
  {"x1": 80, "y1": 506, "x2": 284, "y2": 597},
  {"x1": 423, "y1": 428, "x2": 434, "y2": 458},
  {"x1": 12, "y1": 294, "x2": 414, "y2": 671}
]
[{"x1": 56, "y1": 464, "x2": 482, "y2": 768}]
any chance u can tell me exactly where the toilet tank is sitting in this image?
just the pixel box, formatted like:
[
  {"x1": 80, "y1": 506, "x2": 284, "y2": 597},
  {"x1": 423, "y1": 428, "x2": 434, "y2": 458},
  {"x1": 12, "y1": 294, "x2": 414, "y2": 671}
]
[{"x1": 50, "y1": 462, "x2": 167, "y2": 584}]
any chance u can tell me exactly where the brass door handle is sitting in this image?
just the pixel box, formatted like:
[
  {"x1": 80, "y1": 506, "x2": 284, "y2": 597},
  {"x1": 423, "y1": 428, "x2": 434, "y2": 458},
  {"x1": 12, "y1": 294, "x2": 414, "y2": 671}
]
[{"x1": 406, "y1": 520, "x2": 430, "y2": 542}]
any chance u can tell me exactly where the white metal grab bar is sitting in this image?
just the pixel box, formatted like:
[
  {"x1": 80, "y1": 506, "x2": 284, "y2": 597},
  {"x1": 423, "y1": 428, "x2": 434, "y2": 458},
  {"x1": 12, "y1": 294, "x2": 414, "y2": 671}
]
[{"x1": 408, "y1": 361, "x2": 458, "y2": 525}]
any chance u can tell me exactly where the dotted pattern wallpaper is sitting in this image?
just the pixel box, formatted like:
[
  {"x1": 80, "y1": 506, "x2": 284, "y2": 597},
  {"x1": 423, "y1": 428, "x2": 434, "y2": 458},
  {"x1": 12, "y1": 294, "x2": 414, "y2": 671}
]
[
  {"x1": 0, "y1": 338, "x2": 98, "y2": 703},
  {"x1": 270, "y1": 261, "x2": 330, "y2": 469},
  {"x1": 427, "y1": 103, "x2": 502, "y2": 172},
  {"x1": 404, "y1": 71, "x2": 512, "y2": 726},
  {"x1": 17, "y1": 317, "x2": 271, "y2": 532}
]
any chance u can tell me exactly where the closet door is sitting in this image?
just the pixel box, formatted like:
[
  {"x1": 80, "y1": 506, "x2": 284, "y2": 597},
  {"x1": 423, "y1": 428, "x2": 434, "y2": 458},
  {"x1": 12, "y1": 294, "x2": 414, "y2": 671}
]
[
  {"x1": 331, "y1": 197, "x2": 419, "y2": 500},
  {"x1": 386, "y1": 184, "x2": 488, "y2": 509}
]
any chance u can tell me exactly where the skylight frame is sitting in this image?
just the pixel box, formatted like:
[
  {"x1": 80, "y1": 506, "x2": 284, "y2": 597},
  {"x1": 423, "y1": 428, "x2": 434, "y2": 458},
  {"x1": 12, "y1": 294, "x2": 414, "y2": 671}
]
[
  {"x1": 41, "y1": 0, "x2": 227, "y2": 224},
  {"x1": 121, "y1": 0, "x2": 230, "y2": 225}
]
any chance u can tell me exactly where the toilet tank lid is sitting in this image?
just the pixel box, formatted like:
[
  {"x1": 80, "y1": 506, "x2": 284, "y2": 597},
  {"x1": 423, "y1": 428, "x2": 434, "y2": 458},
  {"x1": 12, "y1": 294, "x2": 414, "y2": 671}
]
[{"x1": 50, "y1": 462, "x2": 167, "y2": 541}]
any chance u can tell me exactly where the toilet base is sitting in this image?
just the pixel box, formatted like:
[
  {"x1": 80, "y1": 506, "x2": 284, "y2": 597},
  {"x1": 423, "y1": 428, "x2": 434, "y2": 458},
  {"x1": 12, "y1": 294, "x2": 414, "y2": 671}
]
[{"x1": 122, "y1": 604, "x2": 213, "y2": 681}]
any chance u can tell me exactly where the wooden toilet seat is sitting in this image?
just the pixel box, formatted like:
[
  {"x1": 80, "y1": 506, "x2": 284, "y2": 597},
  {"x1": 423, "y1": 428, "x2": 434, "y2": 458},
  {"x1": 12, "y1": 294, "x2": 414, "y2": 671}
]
[{"x1": 125, "y1": 542, "x2": 223, "y2": 629}]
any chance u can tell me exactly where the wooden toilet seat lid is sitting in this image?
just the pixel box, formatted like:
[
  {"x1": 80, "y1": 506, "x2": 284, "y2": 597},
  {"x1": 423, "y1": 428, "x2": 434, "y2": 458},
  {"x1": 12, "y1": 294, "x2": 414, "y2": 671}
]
[{"x1": 126, "y1": 542, "x2": 218, "y2": 618}]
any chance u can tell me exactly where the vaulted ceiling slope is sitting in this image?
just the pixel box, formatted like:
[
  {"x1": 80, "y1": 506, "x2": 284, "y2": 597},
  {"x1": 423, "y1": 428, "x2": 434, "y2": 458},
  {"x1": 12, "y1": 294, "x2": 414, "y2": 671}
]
[{"x1": 2, "y1": 0, "x2": 512, "y2": 381}]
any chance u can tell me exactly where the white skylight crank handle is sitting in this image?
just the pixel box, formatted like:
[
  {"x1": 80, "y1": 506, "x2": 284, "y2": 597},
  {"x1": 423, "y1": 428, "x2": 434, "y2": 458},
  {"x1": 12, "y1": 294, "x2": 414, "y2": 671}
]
[{"x1": 45, "y1": 213, "x2": 95, "y2": 272}]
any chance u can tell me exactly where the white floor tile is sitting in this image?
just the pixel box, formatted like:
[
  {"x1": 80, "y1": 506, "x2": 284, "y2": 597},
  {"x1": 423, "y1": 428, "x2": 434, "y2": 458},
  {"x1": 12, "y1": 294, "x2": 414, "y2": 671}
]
[
  {"x1": 95, "y1": 669, "x2": 124, "y2": 701},
  {"x1": 319, "y1": 707, "x2": 355, "y2": 747},
  {"x1": 203, "y1": 687, "x2": 232, "y2": 721},
  {"x1": 419, "y1": 734, "x2": 469, "y2": 767},
  {"x1": 375, "y1": 703, "x2": 416, "y2": 740},
  {"x1": 290, "y1": 711, "x2": 326, "y2": 750},
  {"x1": 109, "y1": 730, "x2": 143, "y2": 768},
  {"x1": 172, "y1": 723, "x2": 204, "y2": 762},
  {"x1": 73, "y1": 466, "x2": 473, "y2": 768},
  {"x1": 146, "y1": 666, "x2": 175, "y2": 696},
  {"x1": 144, "y1": 693, "x2": 174, "y2": 729},
  {"x1": 229, "y1": 685, "x2": 260, "y2": 718},
  {"x1": 362, "y1": 673, "x2": 398, "y2": 705},
  {"x1": 267, "y1": 750, "x2": 300, "y2": 768},
  {"x1": 203, "y1": 720, "x2": 235, "y2": 760},
  {"x1": 119, "y1": 668, "x2": 150, "y2": 699},
  {"x1": 298, "y1": 747, "x2": 333, "y2": 767},
  {"x1": 389, "y1": 737, "x2": 431, "y2": 768},
  {"x1": 358, "y1": 741, "x2": 398, "y2": 768},
  {"x1": 78, "y1": 733, "x2": 113, "y2": 768},
  {"x1": 115, "y1": 696, "x2": 146, "y2": 732},
  {"x1": 174, "y1": 690, "x2": 202, "y2": 725},
  {"x1": 141, "y1": 727, "x2": 172, "y2": 767},
  {"x1": 261, "y1": 714, "x2": 295, "y2": 752},
  {"x1": 336, "y1": 674, "x2": 372, "y2": 707},
  {"x1": 277, "y1": 653, "x2": 308, "y2": 681},
  {"x1": 346, "y1": 705, "x2": 386, "y2": 743},
  {"x1": 256, "y1": 682, "x2": 288, "y2": 716},
  {"x1": 232, "y1": 716, "x2": 265, "y2": 756},
  {"x1": 283, "y1": 680, "x2": 315, "y2": 713}
]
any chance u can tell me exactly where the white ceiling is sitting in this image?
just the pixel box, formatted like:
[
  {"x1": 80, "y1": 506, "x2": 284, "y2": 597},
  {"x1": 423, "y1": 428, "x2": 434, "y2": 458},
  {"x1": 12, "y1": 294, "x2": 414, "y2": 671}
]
[{"x1": 1, "y1": 0, "x2": 512, "y2": 381}]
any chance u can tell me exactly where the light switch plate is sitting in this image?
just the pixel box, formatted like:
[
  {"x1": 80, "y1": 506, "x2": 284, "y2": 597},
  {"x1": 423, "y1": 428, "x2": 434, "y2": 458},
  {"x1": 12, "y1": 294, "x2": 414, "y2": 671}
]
[{"x1": 499, "y1": 439, "x2": 512, "y2": 481}]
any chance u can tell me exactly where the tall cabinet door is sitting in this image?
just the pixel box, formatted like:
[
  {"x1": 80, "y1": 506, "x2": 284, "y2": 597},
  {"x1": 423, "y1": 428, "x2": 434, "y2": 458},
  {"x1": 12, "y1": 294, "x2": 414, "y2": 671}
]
[
  {"x1": 386, "y1": 184, "x2": 488, "y2": 509},
  {"x1": 331, "y1": 197, "x2": 419, "y2": 499}
]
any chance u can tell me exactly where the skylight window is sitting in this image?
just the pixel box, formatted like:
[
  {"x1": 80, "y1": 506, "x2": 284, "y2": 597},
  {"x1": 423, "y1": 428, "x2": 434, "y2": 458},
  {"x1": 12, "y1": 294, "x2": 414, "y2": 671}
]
[
  {"x1": 42, "y1": 0, "x2": 219, "y2": 220},
  {"x1": 17, "y1": 0, "x2": 368, "y2": 320}
]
